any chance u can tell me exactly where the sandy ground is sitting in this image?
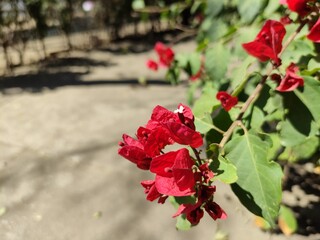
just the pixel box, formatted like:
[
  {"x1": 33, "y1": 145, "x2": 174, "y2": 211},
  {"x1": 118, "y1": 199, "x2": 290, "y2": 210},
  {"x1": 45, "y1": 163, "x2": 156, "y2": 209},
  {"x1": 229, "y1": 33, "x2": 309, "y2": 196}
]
[{"x1": 0, "y1": 37, "x2": 319, "y2": 240}]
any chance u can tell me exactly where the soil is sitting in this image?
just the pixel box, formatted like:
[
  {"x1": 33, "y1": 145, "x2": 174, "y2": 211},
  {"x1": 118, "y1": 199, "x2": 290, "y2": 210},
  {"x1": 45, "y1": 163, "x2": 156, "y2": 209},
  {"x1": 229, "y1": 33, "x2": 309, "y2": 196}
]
[{"x1": 0, "y1": 32, "x2": 319, "y2": 240}]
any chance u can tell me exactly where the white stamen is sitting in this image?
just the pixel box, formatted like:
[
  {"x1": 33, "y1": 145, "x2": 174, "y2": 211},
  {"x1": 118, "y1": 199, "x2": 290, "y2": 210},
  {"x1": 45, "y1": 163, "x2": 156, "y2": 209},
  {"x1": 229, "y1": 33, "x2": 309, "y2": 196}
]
[{"x1": 174, "y1": 105, "x2": 184, "y2": 114}]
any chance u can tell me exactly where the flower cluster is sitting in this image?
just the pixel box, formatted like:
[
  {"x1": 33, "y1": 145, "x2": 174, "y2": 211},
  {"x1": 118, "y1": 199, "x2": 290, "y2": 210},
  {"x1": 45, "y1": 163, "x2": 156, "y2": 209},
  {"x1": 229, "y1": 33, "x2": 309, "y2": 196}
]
[
  {"x1": 242, "y1": 1, "x2": 319, "y2": 92},
  {"x1": 118, "y1": 104, "x2": 226, "y2": 224},
  {"x1": 280, "y1": 0, "x2": 320, "y2": 42},
  {"x1": 146, "y1": 42, "x2": 175, "y2": 71}
]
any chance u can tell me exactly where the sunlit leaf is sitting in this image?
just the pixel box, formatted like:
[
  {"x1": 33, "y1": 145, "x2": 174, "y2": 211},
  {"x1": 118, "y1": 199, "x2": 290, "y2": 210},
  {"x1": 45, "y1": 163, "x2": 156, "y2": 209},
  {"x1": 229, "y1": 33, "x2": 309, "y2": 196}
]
[{"x1": 225, "y1": 132, "x2": 283, "y2": 227}]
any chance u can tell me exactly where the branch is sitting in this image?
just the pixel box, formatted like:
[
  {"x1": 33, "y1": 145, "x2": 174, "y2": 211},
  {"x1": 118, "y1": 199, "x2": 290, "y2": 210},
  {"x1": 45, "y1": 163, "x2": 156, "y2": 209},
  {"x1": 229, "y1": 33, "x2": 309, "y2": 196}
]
[{"x1": 218, "y1": 20, "x2": 307, "y2": 149}]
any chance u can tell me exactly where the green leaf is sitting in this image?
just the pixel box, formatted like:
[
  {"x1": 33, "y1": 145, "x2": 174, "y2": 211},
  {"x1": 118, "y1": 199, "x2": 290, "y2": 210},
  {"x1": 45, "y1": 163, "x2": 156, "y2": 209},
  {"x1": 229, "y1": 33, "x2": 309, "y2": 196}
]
[
  {"x1": 200, "y1": 18, "x2": 228, "y2": 42},
  {"x1": 206, "y1": 0, "x2": 224, "y2": 17},
  {"x1": 225, "y1": 132, "x2": 283, "y2": 227},
  {"x1": 132, "y1": 0, "x2": 145, "y2": 10},
  {"x1": 294, "y1": 76, "x2": 320, "y2": 127},
  {"x1": 279, "y1": 136, "x2": 319, "y2": 162},
  {"x1": 193, "y1": 82, "x2": 219, "y2": 117},
  {"x1": 205, "y1": 42, "x2": 231, "y2": 81},
  {"x1": 278, "y1": 205, "x2": 297, "y2": 236},
  {"x1": 189, "y1": 52, "x2": 202, "y2": 75},
  {"x1": 210, "y1": 155, "x2": 238, "y2": 184},
  {"x1": 263, "y1": 0, "x2": 281, "y2": 17},
  {"x1": 280, "y1": 91, "x2": 318, "y2": 147},
  {"x1": 195, "y1": 112, "x2": 216, "y2": 134},
  {"x1": 237, "y1": 0, "x2": 267, "y2": 23}
]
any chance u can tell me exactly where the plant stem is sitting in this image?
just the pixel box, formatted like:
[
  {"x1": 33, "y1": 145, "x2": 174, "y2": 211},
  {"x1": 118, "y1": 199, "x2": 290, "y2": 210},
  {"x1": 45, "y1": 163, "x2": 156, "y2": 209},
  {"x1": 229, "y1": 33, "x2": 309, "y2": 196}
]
[
  {"x1": 192, "y1": 147, "x2": 202, "y2": 165},
  {"x1": 219, "y1": 20, "x2": 307, "y2": 149}
]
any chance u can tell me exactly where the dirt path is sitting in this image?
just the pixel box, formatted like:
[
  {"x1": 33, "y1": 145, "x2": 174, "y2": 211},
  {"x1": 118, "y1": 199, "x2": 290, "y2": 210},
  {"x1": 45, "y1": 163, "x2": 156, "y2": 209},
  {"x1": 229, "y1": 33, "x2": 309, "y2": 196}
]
[{"x1": 0, "y1": 39, "x2": 319, "y2": 240}]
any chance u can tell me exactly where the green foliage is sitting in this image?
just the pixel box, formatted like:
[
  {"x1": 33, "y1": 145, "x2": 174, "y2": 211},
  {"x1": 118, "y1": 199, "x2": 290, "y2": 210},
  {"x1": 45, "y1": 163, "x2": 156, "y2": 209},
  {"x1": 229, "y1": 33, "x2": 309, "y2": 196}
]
[
  {"x1": 278, "y1": 205, "x2": 298, "y2": 236},
  {"x1": 224, "y1": 132, "x2": 283, "y2": 227}
]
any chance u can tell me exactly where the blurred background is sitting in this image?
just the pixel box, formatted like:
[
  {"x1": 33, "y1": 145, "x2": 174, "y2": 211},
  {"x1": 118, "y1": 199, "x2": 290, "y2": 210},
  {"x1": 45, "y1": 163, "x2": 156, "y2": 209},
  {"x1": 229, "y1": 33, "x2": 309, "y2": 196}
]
[{"x1": 0, "y1": 1, "x2": 319, "y2": 240}]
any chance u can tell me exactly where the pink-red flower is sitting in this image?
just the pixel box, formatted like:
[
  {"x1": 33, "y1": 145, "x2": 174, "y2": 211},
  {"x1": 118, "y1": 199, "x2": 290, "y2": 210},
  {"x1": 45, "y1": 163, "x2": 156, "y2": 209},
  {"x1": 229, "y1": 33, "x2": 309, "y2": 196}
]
[
  {"x1": 307, "y1": 18, "x2": 320, "y2": 43},
  {"x1": 280, "y1": 0, "x2": 315, "y2": 17},
  {"x1": 154, "y1": 42, "x2": 175, "y2": 67},
  {"x1": 141, "y1": 180, "x2": 168, "y2": 203},
  {"x1": 118, "y1": 134, "x2": 152, "y2": 170},
  {"x1": 146, "y1": 59, "x2": 159, "y2": 71},
  {"x1": 276, "y1": 63, "x2": 304, "y2": 92},
  {"x1": 173, "y1": 185, "x2": 227, "y2": 224},
  {"x1": 150, "y1": 148, "x2": 196, "y2": 196},
  {"x1": 242, "y1": 20, "x2": 286, "y2": 65},
  {"x1": 147, "y1": 104, "x2": 203, "y2": 148},
  {"x1": 216, "y1": 91, "x2": 238, "y2": 111}
]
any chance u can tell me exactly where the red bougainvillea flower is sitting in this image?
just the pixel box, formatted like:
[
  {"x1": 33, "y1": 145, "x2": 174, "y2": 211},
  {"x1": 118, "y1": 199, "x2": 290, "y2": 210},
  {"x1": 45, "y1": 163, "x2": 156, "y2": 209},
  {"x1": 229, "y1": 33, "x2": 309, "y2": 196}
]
[
  {"x1": 280, "y1": 0, "x2": 315, "y2": 17},
  {"x1": 204, "y1": 201, "x2": 227, "y2": 220},
  {"x1": 242, "y1": 20, "x2": 286, "y2": 65},
  {"x1": 146, "y1": 59, "x2": 159, "y2": 71},
  {"x1": 118, "y1": 134, "x2": 152, "y2": 170},
  {"x1": 199, "y1": 163, "x2": 214, "y2": 184},
  {"x1": 141, "y1": 180, "x2": 168, "y2": 203},
  {"x1": 216, "y1": 91, "x2": 238, "y2": 111},
  {"x1": 190, "y1": 67, "x2": 202, "y2": 81},
  {"x1": 307, "y1": 18, "x2": 320, "y2": 43},
  {"x1": 173, "y1": 185, "x2": 226, "y2": 224},
  {"x1": 276, "y1": 63, "x2": 304, "y2": 92},
  {"x1": 173, "y1": 201, "x2": 204, "y2": 225},
  {"x1": 150, "y1": 148, "x2": 196, "y2": 196},
  {"x1": 136, "y1": 126, "x2": 173, "y2": 157},
  {"x1": 280, "y1": 15, "x2": 293, "y2": 25},
  {"x1": 147, "y1": 104, "x2": 203, "y2": 148},
  {"x1": 154, "y1": 42, "x2": 175, "y2": 67}
]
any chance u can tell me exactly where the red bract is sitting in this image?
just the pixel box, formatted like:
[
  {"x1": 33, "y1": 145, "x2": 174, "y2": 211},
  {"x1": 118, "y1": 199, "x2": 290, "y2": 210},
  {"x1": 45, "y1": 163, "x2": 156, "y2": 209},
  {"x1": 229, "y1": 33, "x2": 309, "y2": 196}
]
[
  {"x1": 173, "y1": 202, "x2": 204, "y2": 225},
  {"x1": 118, "y1": 134, "x2": 152, "y2": 170},
  {"x1": 146, "y1": 59, "x2": 159, "y2": 71},
  {"x1": 154, "y1": 42, "x2": 175, "y2": 67},
  {"x1": 148, "y1": 104, "x2": 203, "y2": 148},
  {"x1": 173, "y1": 185, "x2": 226, "y2": 224},
  {"x1": 307, "y1": 18, "x2": 320, "y2": 43},
  {"x1": 216, "y1": 91, "x2": 238, "y2": 111},
  {"x1": 204, "y1": 201, "x2": 227, "y2": 220},
  {"x1": 280, "y1": 0, "x2": 315, "y2": 17},
  {"x1": 137, "y1": 126, "x2": 173, "y2": 157},
  {"x1": 276, "y1": 63, "x2": 304, "y2": 92},
  {"x1": 242, "y1": 20, "x2": 286, "y2": 65},
  {"x1": 150, "y1": 148, "x2": 196, "y2": 196},
  {"x1": 141, "y1": 180, "x2": 168, "y2": 203},
  {"x1": 280, "y1": 16, "x2": 293, "y2": 25}
]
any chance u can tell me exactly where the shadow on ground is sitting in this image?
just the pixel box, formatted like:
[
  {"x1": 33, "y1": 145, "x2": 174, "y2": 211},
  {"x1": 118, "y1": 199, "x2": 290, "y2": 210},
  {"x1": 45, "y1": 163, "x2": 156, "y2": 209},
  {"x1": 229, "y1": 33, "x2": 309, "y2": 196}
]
[
  {"x1": 281, "y1": 160, "x2": 320, "y2": 236},
  {"x1": 0, "y1": 55, "x2": 171, "y2": 94}
]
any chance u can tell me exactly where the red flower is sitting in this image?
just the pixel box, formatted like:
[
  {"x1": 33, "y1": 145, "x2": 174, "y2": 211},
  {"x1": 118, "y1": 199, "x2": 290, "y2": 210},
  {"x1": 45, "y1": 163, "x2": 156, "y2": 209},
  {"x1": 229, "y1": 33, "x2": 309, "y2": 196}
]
[
  {"x1": 216, "y1": 91, "x2": 238, "y2": 111},
  {"x1": 136, "y1": 126, "x2": 173, "y2": 157},
  {"x1": 118, "y1": 134, "x2": 152, "y2": 170},
  {"x1": 173, "y1": 202, "x2": 204, "y2": 225},
  {"x1": 154, "y1": 42, "x2": 175, "y2": 67},
  {"x1": 280, "y1": 15, "x2": 293, "y2": 25},
  {"x1": 276, "y1": 63, "x2": 304, "y2": 92},
  {"x1": 242, "y1": 20, "x2": 286, "y2": 65},
  {"x1": 150, "y1": 148, "x2": 196, "y2": 196},
  {"x1": 204, "y1": 201, "x2": 227, "y2": 220},
  {"x1": 173, "y1": 185, "x2": 226, "y2": 224},
  {"x1": 146, "y1": 59, "x2": 159, "y2": 71},
  {"x1": 307, "y1": 18, "x2": 320, "y2": 43},
  {"x1": 141, "y1": 180, "x2": 168, "y2": 203},
  {"x1": 147, "y1": 104, "x2": 203, "y2": 148},
  {"x1": 141, "y1": 180, "x2": 162, "y2": 201},
  {"x1": 199, "y1": 163, "x2": 214, "y2": 184},
  {"x1": 280, "y1": 0, "x2": 315, "y2": 17}
]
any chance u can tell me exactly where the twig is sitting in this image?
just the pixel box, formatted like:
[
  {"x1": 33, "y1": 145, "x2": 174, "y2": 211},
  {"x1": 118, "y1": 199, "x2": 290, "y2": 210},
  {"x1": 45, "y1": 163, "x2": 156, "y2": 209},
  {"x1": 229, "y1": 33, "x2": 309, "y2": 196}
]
[{"x1": 218, "y1": 20, "x2": 307, "y2": 149}]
